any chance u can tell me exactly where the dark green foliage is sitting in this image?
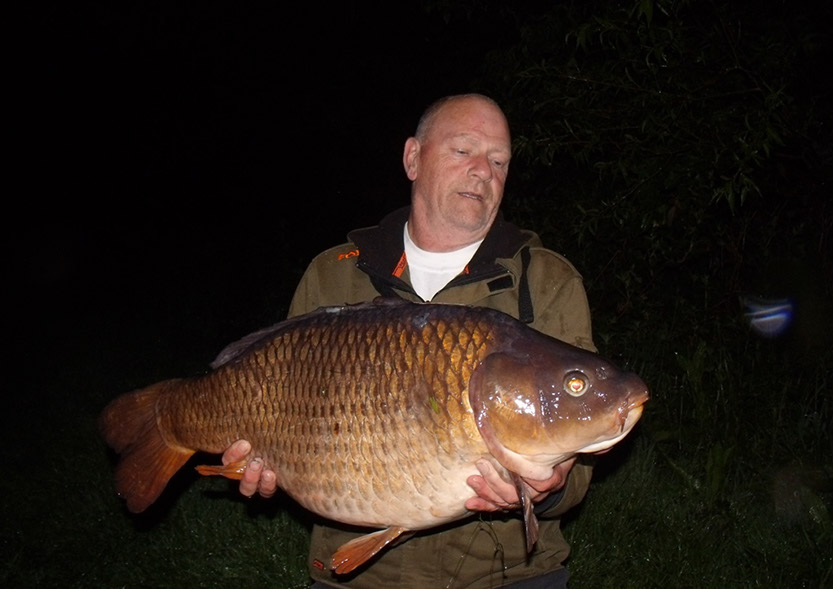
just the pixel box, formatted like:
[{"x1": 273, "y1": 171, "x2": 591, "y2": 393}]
[{"x1": 483, "y1": 0, "x2": 832, "y2": 326}]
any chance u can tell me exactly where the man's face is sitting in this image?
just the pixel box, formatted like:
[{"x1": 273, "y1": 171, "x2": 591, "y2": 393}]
[{"x1": 404, "y1": 97, "x2": 512, "y2": 250}]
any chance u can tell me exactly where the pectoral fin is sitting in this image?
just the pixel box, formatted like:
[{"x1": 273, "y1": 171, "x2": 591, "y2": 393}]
[
  {"x1": 331, "y1": 526, "x2": 413, "y2": 575},
  {"x1": 511, "y1": 471, "x2": 539, "y2": 552},
  {"x1": 195, "y1": 460, "x2": 247, "y2": 480}
]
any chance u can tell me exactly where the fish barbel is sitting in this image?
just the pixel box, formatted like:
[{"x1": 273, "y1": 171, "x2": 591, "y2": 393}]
[{"x1": 99, "y1": 298, "x2": 649, "y2": 574}]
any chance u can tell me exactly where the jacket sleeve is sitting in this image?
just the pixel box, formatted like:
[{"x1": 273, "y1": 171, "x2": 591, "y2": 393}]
[
  {"x1": 526, "y1": 248, "x2": 597, "y2": 353},
  {"x1": 287, "y1": 243, "x2": 381, "y2": 318},
  {"x1": 287, "y1": 261, "x2": 325, "y2": 318},
  {"x1": 286, "y1": 244, "x2": 362, "y2": 318}
]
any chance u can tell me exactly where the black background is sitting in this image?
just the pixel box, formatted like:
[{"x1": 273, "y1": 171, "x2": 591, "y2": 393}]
[{"x1": 12, "y1": 3, "x2": 517, "y2": 361}]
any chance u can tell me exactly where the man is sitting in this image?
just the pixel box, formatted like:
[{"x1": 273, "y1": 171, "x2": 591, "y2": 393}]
[{"x1": 223, "y1": 94, "x2": 597, "y2": 588}]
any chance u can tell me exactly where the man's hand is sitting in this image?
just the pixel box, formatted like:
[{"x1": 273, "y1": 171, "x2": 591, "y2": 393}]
[
  {"x1": 222, "y1": 439, "x2": 279, "y2": 499},
  {"x1": 464, "y1": 457, "x2": 577, "y2": 512}
]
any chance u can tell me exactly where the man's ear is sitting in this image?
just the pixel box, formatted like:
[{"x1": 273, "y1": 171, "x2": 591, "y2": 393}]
[{"x1": 403, "y1": 137, "x2": 420, "y2": 180}]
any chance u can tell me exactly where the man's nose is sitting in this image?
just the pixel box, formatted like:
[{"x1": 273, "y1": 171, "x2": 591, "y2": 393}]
[{"x1": 469, "y1": 155, "x2": 493, "y2": 182}]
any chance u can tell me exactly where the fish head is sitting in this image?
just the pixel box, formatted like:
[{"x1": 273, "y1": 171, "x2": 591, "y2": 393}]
[{"x1": 469, "y1": 343, "x2": 649, "y2": 479}]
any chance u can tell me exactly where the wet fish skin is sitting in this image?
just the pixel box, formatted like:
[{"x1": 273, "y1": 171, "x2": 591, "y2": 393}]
[{"x1": 99, "y1": 298, "x2": 649, "y2": 573}]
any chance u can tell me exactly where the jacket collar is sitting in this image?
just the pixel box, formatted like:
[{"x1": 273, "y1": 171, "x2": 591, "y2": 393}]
[{"x1": 349, "y1": 206, "x2": 531, "y2": 283}]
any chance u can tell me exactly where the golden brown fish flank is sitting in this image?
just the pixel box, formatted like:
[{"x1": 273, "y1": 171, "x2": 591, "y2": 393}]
[{"x1": 100, "y1": 298, "x2": 649, "y2": 574}]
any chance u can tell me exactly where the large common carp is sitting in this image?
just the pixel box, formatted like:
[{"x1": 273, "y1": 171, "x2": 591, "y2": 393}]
[{"x1": 99, "y1": 299, "x2": 648, "y2": 574}]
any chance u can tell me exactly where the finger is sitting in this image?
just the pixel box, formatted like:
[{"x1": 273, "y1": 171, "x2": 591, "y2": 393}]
[
  {"x1": 223, "y1": 439, "x2": 252, "y2": 465},
  {"x1": 239, "y1": 457, "x2": 262, "y2": 497},
  {"x1": 464, "y1": 461, "x2": 521, "y2": 512},
  {"x1": 464, "y1": 494, "x2": 500, "y2": 512},
  {"x1": 258, "y1": 469, "x2": 277, "y2": 499},
  {"x1": 476, "y1": 460, "x2": 520, "y2": 505},
  {"x1": 465, "y1": 475, "x2": 504, "y2": 512}
]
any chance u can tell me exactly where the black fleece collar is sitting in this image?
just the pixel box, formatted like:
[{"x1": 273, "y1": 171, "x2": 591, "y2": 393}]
[{"x1": 348, "y1": 206, "x2": 530, "y2": 290}]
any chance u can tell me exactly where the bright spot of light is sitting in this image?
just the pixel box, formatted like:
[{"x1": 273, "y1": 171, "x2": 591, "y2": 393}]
[
  {"x1": 513, "y1": 394, "x2": 537, "y2": 417},
  {"x1": 743, "y1": 296, "x2": 794, "y2": 338}
]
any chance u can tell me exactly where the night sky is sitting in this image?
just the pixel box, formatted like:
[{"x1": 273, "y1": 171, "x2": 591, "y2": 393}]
[{"x1": 13, "y1": 3, "x2": 517, "y2": 361}]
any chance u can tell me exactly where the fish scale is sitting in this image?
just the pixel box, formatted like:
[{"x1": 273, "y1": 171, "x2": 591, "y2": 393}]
[{"x1": 100, "y1": 298, "x2": 648, "y2": 574}]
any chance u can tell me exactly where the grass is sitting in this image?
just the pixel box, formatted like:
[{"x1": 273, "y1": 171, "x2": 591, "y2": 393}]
[
  {"x1": 564, "y1": 436, "x2": 831, "y2": 587},
  {"x1": 3, "y1": 248, "x2": 831, "y2": 588},
  {"x1": 560, "y1": 311, "x2": 833, "y2": 588}
]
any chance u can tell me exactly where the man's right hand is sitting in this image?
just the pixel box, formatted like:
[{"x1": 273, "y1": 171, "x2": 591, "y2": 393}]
[{"x1": 222, "y1": 439, "x2": 279, "y2": 499}]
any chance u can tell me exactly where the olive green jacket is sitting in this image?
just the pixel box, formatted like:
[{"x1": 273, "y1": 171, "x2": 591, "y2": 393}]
[{"x1": 287, "y1": 207, "x2": 596, "y2": 588}]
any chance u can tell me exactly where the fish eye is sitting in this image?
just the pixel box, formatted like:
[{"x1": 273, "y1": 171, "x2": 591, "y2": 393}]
[{"x1": 564, "y1": 372, "x2": 588, "y2": 396}]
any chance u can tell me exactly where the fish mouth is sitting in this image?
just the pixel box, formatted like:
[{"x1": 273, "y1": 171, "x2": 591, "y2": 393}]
[
  {"x1": 618, "y1": 403, "x2": 643, "y2": 433},
  {"x1": 616, "y1": 390, "x2": 650, "y2": 432},
  {"x1": 577, "y1": 390, "x2": 649, "y2": 454}
]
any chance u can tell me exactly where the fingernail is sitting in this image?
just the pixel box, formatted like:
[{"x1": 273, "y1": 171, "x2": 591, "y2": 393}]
[{"x1": 249, "y1": 458, "x2": 262, "y2": 471}]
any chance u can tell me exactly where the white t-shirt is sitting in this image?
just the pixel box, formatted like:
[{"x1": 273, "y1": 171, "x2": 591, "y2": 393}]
[{"x1": 403, "y1": 223, "x2": 483, "y2": 301}]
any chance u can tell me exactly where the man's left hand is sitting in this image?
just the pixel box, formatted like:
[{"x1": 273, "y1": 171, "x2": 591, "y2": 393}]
[{"x1": 465, "y1": 457, "x2": 577, "y2": 512}]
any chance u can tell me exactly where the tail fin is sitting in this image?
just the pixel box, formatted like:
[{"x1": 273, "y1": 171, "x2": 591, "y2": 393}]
[{"x1": 99, "y1": 380, "x2": 194, "y2": 513}]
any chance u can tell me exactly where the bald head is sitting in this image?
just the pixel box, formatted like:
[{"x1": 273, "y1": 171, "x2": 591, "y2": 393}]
[{"x1": 414, "y1": 94, "x2": 510, "y2": 143}]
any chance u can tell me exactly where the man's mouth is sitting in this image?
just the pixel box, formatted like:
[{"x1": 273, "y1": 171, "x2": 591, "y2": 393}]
[{"x1": 459, "y1": 191, "x2": 483, "y2": 201}]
